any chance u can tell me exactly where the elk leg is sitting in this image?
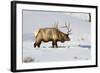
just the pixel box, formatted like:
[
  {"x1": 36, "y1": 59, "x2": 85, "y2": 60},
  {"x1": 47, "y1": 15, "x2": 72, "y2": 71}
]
[
  {"x1": 34, "y1": 42, "x2": 37, "y2": 48},
  {"x1": 53, "y1": 41, "x2": 58, "y2": 48},
  {"x1": 37, "y1": 44, "x2": 40, "y2": 48},
  {"x1": 35, "y1": 41, "x2": 41, "y2": 48},
  {"x1": 55, "y1": 42, "x2": 58, "y2": 48},
  {"x1": 52, "y1": 41, "x2": 54, "y2": 48},
  {"x1": 37, "y1": 42, "x2": 41, "y2": 48},
  {"x1": 54, "y1": 41, "x2": 58, "y2": 48},
  {"x1": 34, "y1": 41, "x2": 41, "y2": 48}
]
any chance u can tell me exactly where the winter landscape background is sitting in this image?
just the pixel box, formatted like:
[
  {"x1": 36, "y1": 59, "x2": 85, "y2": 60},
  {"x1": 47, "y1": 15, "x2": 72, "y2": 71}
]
[{"x1": 22, "y1": 10, "x2": 91, "y2": 63}]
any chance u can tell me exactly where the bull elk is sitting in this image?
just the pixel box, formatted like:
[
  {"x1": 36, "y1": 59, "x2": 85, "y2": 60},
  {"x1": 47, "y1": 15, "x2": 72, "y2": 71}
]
[{"x1": 34, "y1": 22, "x2": 72, "y2": 48}]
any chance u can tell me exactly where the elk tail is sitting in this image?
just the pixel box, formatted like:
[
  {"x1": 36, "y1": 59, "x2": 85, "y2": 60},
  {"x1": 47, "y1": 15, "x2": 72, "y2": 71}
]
[{"x1": 34, "y1": 29, "x2": 40, "y2": 37}]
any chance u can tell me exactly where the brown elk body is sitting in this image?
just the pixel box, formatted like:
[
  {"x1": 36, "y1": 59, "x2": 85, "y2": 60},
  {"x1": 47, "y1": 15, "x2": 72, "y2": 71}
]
[{"x1": 34, "y1": 28, "x2": 70, "y2": 48}]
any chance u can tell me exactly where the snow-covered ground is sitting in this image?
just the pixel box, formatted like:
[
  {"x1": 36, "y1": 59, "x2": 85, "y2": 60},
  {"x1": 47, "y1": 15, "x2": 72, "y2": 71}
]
[
  {"x1": 23, "y1": 40, "x2": 91, "y2": 63},
  {"x1": 22, "y1": 10, "x2": 91, "y2": 63}
]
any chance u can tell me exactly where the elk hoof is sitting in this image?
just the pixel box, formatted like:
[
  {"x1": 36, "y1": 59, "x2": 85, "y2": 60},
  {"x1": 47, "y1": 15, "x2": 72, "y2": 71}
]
[{"x1": 34, "y1": 43, "x2": 36, "y2": 48}]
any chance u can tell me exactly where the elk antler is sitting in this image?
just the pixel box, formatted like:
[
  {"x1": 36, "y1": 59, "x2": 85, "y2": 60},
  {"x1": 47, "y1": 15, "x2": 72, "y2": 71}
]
[
  {"x1": 65, "y1": 22, "x2": 72, "y2": 35},
  {"x1": 59, "y1": 22, "x2": 72, "y2": 34},
  {"x1": 52, "y1": 22, "x2": 59, "y2": 29}
]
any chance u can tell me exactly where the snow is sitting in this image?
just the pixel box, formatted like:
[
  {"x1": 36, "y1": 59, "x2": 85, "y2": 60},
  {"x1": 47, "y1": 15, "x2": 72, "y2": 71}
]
[
  {"x1": 23, "y1": 40, "x2": 91, "y2": 63},
  {"x1": 22, "y1": 10, "x2": 91, "y2": 63}
]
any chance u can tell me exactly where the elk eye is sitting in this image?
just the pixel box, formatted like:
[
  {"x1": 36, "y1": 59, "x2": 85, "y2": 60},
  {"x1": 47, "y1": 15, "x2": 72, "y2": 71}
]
[{"x1": 66, "y1": 34, "x2": 68, "y2": 37}]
